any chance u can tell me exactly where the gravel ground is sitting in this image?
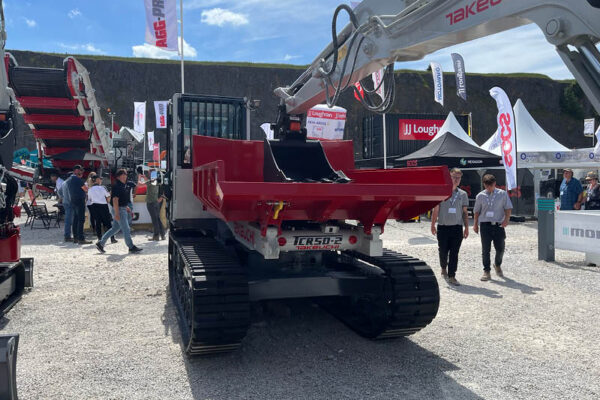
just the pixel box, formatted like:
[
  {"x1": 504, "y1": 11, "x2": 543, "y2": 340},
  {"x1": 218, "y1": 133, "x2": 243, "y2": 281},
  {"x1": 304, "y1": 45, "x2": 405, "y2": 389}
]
[{"x1": 3, "y1": 213, "x2": 599, "y2": 400}]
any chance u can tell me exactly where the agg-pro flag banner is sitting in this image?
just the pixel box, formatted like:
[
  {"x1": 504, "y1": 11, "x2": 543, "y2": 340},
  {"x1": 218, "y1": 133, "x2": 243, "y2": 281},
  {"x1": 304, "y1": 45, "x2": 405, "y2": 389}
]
[
  {"x1": 154, "y1": 100, "x2": 168, "y2": 128},
  {"x1": 147, "y1": 131, "x2": 155, "y2": 151},
  {"x1": 490, "y1": 87, "x2": 517, "y2": 190},
  {"x1": 133, "y1": 102, "x2": 146, "y2": 135},
  {"x1": 144, "y1": 0, "x2": 178, "y2": 51},
  {"x1": 430, "y1": 62, "x2": 444, "y2": 106},
  {"x1": 451, "y1": 53, "x2": 467, "y2": 101}
]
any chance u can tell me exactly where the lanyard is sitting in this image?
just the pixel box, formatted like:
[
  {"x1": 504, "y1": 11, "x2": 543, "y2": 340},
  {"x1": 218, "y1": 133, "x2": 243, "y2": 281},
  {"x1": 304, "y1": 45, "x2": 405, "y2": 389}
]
[
  {"x1": 449, "y1": 190, "x2": 460, "y2": 206},
  {"x1": 486, "y1": 190, "x2": 497, "y2": 208}
]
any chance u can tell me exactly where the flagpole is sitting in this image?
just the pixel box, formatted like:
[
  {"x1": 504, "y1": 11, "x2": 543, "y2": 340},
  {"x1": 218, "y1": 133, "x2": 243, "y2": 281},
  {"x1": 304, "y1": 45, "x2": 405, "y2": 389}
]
[
  {"x1": 143, "y1": 102, "x2": 146, "y2": 167},
  {"x1": 180, "y1": 0, "x2": 184, "y2": 94},
  {"x1": 383, "y1": 114, "x2": 387, "y2": 169}
]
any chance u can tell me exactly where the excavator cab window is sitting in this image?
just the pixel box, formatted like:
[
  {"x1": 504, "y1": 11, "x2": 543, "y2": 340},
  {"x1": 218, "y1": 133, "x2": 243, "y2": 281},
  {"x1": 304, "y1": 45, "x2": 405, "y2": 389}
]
[{"x1": 178, "y1": 96, "x2": 246, "y2": 168}]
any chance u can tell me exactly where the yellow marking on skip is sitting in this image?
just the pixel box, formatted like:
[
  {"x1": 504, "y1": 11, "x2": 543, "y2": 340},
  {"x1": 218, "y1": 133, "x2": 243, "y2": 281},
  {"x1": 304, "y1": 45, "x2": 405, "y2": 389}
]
[{"x1": 273, "y1": 201, "x2": 284, "y2": 220}]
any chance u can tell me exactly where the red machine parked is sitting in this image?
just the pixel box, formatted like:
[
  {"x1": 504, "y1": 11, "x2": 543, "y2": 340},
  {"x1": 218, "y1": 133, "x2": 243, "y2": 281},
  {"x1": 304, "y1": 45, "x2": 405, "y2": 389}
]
[{"x1": 167, "y1": 94, "x2": 450, "y2": 356}]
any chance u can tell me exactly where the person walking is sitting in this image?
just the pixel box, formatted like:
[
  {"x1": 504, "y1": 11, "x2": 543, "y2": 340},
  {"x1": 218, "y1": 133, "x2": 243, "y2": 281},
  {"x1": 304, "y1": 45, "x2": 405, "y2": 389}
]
[
  {"x1": 67, "y1": 165, "x2": 91, "y2": 245},
  {"x1": 430, "y1": 168, "x2": 469, "y2": 286},
  {"x1": 87, "y1": 175, "x2": 117, "y2": 243},
  {"x1": 86, "y1": 172, "x2": 97, "y2": 234},
  {"x1": 146, "y1": 171, "x2": 166, "y2": 241},
  {"x1": 95, "y1": 169, "x2": 142, "y2": 254},
  {"x1": 584, "y1": 171, "x2": 600, "y2": 210},
  {"x1": 560, "y1": 168, "x2": 583, "y2": 210},
  {"x1": 473, "y1": 174, "x2": 513, "y2": 281}
]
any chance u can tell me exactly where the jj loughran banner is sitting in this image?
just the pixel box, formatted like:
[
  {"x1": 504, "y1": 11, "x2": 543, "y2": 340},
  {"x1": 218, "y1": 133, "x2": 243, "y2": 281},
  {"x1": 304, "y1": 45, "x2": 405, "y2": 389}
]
[
  {"x1": 430, "y1": 62, "x2": 444, "y2": 106},
  {"x1": 144, "y1": 0, "x2": 178, "y2": 51},
  {"x1": 489, "y1": 87, "x2": 517, "y2": 190},
  {"x1": 451, "y1": 53, "x2": 467, "y2": 100}
]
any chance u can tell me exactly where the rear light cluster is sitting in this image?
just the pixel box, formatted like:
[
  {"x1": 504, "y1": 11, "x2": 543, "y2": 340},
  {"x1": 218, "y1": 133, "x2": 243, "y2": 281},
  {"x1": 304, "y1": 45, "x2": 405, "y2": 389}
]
[
  {"x1": 278, "y1": 237, "x2": 287, "y2": 246},
  {"x1": 348, "y1": 235, "x2": 358, "y2": 244}
]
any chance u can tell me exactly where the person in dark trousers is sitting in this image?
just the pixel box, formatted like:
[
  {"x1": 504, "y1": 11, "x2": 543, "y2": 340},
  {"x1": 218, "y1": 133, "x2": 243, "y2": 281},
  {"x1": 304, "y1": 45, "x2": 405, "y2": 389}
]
[
  {"x1": 560, "y1": 168, "x2": 583, "y2": 210},
  {"x1": 126, "y1": 179, "x2": 137, "y2": 226},
  {"x1": 96, "y1": 169, "x2": 142, "y2": 254},
  {"x1": 68, "y1": 165, "x2": 91, "y2": 245},
  {"x1": 430, "y1": 168, "x2": 469, "y2": 286},
  {"x1": 59, "y1": 173, "x2": 73, "y2": 242},
  {"x1": 584, "y1": 171, "x2": 600, "y2": 210},
  {"x1": 473, "y1": 174, "x2": 513, "y2": 281},
  {"x1": 146, "y1": 171, "x2": 165, "y2": 241},
  {"x1": 87, "y1": 175, "x2": 117, "y2": 243}
]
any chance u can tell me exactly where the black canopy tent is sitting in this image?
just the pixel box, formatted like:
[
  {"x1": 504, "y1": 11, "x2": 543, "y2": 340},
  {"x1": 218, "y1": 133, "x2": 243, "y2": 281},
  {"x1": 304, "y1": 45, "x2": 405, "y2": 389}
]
[{"x1": 394, "y1": 132, "x2": 502, "y2": 168}]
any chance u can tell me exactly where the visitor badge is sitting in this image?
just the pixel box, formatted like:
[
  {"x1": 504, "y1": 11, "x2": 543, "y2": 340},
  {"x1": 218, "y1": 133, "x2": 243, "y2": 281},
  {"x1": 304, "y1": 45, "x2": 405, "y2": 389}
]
[
  {"x1": 448, "y1": 208, "x2": 457, "y2": 214},
  {"x1": 485, "y1": 211, "x2": 494, "y2": 218}
]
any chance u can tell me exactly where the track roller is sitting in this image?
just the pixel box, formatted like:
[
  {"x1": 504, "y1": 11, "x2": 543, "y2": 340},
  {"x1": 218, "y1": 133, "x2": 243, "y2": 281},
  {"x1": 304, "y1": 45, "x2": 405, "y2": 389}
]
[
  {"x1": 169, "y1": 235, "x2": 250, "y2": 356},
  {"x1": 321, "y1": 249, "x2": 439, "y2": 339}
]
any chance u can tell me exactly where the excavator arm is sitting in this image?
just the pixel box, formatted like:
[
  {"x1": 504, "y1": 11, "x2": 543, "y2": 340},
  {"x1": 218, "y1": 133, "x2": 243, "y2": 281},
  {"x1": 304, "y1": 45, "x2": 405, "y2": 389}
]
[
  {"x1": 0, "y1": 0, "x2": 15, "y2": 167},
  {"x1": 275, "y1": 0, "x2": 600, "y2": 116}
]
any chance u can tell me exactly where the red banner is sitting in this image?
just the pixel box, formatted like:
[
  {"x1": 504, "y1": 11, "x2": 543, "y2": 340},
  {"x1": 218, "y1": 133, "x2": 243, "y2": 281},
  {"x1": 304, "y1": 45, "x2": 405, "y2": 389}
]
[
  {"x1": 398, "y1": 119, "x2": 444, "y2": 140},
  {"x1": 153, "y1": 143, "x2": 159, "y2": 161}
]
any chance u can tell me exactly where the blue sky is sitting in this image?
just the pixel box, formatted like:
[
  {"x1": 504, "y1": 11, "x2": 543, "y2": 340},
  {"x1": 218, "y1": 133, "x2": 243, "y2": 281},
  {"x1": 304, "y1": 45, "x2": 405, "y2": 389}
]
[{"x1": 4, "y1": 0, "x2": 575, "y2": 79}]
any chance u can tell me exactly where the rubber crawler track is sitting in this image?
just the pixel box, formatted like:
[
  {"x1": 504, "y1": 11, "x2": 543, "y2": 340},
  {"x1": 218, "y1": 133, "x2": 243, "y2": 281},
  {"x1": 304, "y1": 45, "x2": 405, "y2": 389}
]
[
  {"x1": 322, "y1": 249, "x2": 440, "y2": 339},
  {"x1": 169, "y1": 236, "x2": 250, "y2": 356}
]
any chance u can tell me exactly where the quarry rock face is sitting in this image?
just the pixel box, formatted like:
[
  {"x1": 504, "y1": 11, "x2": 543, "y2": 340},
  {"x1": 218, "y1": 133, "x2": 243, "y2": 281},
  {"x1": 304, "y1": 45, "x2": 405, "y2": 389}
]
[{"x1": 9, "y1": 50, "x2": 596, "y2": 159}]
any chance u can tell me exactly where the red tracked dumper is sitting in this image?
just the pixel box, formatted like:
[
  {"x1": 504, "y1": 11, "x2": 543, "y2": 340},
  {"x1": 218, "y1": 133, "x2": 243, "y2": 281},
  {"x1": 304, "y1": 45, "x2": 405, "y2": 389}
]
[{"x1": 167, "y1": 94, "x2": 452, "y2": 355}]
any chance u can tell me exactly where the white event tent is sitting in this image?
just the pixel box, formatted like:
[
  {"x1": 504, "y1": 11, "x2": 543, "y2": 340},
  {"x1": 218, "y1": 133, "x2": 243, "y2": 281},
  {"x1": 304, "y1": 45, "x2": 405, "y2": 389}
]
[
  {"x1": 482, "y1": 99, "x2": 570, "y2": 156},
  {"x1": 430, "y1": 111, "x2": 478, "y2": 147}
]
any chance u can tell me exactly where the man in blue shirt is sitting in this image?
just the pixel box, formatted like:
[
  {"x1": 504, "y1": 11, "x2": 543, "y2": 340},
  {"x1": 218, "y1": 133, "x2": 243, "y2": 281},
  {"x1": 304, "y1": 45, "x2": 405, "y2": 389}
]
[
  {"x1": 560, "y1": 168, "x2": 583, "y2": 210},
  {"x1": 67, "y1": 165, "x2": 91, "y2": 244},
  {"x1": 59, "y1": 173, "x2": 73, "y2": 241}
]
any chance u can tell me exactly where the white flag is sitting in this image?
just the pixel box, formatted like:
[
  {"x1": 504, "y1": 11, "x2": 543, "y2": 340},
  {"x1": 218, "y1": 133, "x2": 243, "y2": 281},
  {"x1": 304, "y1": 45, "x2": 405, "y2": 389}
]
[
  {"x1": 154, "y1": 100, "x2": 168, "y2": 128},
  {"x1": 487, "y1": 129, "x2": 501, "y2": 150},
  {"x1": 430, "y1": 62, "x2": 444, "y2": 106},
  {"x1": 260, "y1": 123, "x2": 274, "y2": 140},
  {"x1": 144, "y1": 0, "x2": 178, "y2": 51},
  {"x1": 133, "y1": 101, "x2": 146, "y2": 135},
  {"x1": 148, "y1": 131, "x2": 155, "y2": 151},
  {"x1": 371, "y1": 68, "x2": 385, "y2": 99},
  {"x1": 594, "y1": 124, "x2": 600, "y2": 155},
  {"x1": 489, "y1": 87, "x2": 517, "y2": 190}
]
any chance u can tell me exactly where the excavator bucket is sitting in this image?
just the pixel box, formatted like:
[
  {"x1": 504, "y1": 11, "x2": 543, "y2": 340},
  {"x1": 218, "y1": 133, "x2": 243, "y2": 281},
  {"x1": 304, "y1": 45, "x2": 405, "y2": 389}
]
[{"x1": 263, "y1": 138, "x2": 350, "y2": 183}]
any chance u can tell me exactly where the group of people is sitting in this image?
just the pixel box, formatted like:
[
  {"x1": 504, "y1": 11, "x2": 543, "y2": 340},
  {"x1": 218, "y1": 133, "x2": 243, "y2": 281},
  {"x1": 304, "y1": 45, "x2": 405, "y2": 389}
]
[
  {"x1": 52, "y1": 165, "x2": 167, "y2": 254},
  {"x1": 431, "y1": 167, "x2": 600, "y2": 286},
  {"x1": 559, "y1": 168, "x2": 600, "y2": 211},
  {"x1": 431, "y1": 169, "x2": 512, "y2": 286}
]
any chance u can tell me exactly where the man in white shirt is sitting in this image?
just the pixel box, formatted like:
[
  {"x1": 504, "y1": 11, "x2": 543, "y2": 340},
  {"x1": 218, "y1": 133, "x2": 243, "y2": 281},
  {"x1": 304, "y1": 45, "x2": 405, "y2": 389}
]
[
  {"x1": 51, "y1": 173, "x2": 65, "y2": 199},
  {"x1": 430, "y1": 168, "x2": 469, "y2": 286},
  {"x1": 473, "y1": 174, "x2": 513, "y2": 281}
]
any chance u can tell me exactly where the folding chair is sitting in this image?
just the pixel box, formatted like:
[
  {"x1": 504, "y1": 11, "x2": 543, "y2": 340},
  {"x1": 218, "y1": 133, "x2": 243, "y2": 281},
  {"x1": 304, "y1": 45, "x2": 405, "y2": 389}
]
[
  {"x1": 30, "y1": 204, "x2": 60, "y2": 230},
  {"x1": 20, "y1": 202, "x2": 34, "y2": 227}
]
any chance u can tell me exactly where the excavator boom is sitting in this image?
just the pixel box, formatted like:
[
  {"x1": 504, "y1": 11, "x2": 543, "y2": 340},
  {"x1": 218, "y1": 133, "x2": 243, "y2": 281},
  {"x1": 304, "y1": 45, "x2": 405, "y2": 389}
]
[{"x1": 275, "y1": 0, "x2": 600, "y2": 116}]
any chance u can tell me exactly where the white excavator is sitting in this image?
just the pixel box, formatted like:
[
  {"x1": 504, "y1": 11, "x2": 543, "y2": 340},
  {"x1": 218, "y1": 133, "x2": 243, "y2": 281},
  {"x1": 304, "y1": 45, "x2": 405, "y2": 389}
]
[
  {"x1": 166, "y1": 0, "x2": 600, "y2": 356},
  {"x1": 1, "y1": 0, "x2": 33, "y2": 398}
]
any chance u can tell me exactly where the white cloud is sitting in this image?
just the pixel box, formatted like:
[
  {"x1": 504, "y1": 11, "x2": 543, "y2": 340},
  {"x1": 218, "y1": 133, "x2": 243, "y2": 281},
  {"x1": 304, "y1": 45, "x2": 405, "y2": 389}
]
[
  {"x1": 201, "y1": 8, "x2": 248, "y2": 27},
  {"x1": 24, "y1": 18, "x2": 36, "y2": 27},
  {"x1": 283, "y1": 54, "x2": 300, "y2": 61},
  {"x1": 132, "y1": 38, "x2": 197, "y2": 60},
  {"x1": 58, "y1": 42, "x2": 105, "y2": 54},
  {"x1": 68, "y1": 9, "x2": 82, "y2": 19}
]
